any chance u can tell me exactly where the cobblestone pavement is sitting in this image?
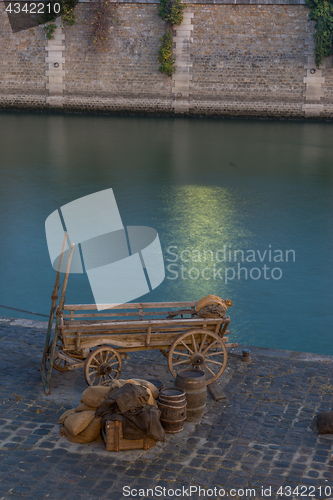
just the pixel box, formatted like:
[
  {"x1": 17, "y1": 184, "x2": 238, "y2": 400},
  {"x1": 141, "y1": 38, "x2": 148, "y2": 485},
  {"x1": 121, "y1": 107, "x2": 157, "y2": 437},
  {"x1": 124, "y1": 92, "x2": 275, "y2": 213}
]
[{"x1": 0, "y1": 317, "x2": 333, "y2": 500}]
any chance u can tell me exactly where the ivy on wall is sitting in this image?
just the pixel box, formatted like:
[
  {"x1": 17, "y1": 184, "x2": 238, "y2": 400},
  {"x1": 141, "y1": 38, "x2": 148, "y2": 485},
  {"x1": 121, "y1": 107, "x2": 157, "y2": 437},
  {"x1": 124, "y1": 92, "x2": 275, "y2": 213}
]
[
  {"x1": 158, "y1": 0, "x2": 187, "y2": 76},
  {"x1": 42, "y1": 0, "x2": 78, "y2": 39},
  {"x1": 159, "y1": 0, "x2": 186, "y2": 26},
  {"x1": 44, "y1": 23, "x2": 57, "y2": 40},
  {"x1": 42, "y1": 0, "x2": 117, "y2": 47},
  {"x1": 306, "y1": 0, "x2": 333, "y2": 67},
  {"x1": 158, "y1": 31, "x2": 175, "y2": 77},
  {"x1": 61, "y1": 0, "x2": 79, "y2": 25},
  {"x1": 90, "y1": 0, "x2": 117, "y2": 48},
  {"x1": 43, "y1": 0, "x2": 78, "y2": 24}
]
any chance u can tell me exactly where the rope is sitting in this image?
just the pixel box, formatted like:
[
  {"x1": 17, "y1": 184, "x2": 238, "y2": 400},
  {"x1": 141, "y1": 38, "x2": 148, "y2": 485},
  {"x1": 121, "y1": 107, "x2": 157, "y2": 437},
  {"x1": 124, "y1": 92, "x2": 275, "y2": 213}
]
[{"x1": 0, "y1": 304, "x2": 49, "y2": 318}]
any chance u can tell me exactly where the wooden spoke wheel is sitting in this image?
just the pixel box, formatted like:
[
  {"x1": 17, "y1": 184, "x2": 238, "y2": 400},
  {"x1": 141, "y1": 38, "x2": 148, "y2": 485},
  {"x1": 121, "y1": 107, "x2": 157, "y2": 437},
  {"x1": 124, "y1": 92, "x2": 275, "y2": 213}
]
[
  {"x1": 161, "y1": 348, "x2": 186, "y2": 362},
  {"x1": 52, "y1": 337, "x2": 82, "y2": 372},
  {"x1": 84, "y1": 346, "x2": 122, "y2": 386},
  {"x1": 52, "y1": 337, "x2": 69, "y2": 372},
  {"x1": 168, "y1": 329, "x2": 228, "y2": 385}
]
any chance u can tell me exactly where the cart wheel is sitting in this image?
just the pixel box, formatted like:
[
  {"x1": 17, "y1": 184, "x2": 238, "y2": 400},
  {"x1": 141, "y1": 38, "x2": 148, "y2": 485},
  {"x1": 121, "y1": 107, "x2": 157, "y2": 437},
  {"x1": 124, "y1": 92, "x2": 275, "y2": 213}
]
[
  {"x1": 52, "y1": 337, "x2": 69, "y2": 372},
  {"x1": 84, "y1": 346, "x2": 122, "y2": 386},
  {"x1": 168, "y1": 329, "x2": 228, "y2": 385},
  {"x1": 160, "y1": 348, "x2": 185, "y2": 362},
  {"x1": 52, "y1": 337, "x2": 83, "y2": 372}
]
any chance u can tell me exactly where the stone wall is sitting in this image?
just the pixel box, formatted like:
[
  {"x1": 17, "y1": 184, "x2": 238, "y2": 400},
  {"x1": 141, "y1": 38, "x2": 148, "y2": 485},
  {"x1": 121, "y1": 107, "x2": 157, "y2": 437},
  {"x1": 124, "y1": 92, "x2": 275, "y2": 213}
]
[
  {"x1": 0, "y1": 0, "x2": 332, "y2": 118},
  {"x1": 323, "y1": 55, "x2": 333, "y2": 114},
  {"x1": 191, "y1": 4, "x2": 308, "y2": 117},
  {"x1": 63, "y1": 3, "x2": 173, "y2": 112},
  {"x1": 0, "y1": 3, "x2": 46, "y2": 108}
]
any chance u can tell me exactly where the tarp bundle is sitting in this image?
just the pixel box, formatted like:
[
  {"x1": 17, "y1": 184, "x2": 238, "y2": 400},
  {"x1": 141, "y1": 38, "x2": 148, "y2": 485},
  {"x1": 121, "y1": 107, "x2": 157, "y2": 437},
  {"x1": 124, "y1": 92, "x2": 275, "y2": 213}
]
[
  {"x1": 59, "y1": 378, "x2": 163, "y2": 444},
  {"x1": 97, "y1": 383, "x2": 165, "y2": 442},
  {"x1": 196, "y1": 295, "x2": 233, "y2": 318}
]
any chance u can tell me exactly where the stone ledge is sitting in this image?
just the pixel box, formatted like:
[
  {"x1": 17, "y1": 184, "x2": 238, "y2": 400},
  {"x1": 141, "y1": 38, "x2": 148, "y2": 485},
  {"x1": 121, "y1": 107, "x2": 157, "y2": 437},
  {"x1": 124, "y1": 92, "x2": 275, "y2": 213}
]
[{"x1": 229, "y1": 343, "x2": 333, "y2": 362}]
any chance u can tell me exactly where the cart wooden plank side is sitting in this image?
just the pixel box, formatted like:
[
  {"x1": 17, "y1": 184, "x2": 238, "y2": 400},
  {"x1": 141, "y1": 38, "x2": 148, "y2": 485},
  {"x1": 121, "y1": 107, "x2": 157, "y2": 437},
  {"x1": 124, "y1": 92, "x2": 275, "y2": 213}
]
[{"x1": 46, "y1": 301, "x2": 237, "y2": 391}]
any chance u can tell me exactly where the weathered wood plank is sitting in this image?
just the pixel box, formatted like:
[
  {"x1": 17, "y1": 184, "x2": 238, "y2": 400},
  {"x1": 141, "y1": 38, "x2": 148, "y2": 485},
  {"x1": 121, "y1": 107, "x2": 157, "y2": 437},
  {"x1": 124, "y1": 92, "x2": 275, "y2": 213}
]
[
  {"x1": 63, "y1": 309, "x2": 195, "y2": 319},
  {"x1": 146, "y1": 326, "x2": 151, "y2": 347},
  {"x1": 63, "y1": 301, "x2": 196, "y2": 311},
  {"x1": 208, "y1": 380, "x2": 226, "y2": 401},
  {"x1": 64, "y1": 334, "x2": 232, "y2": 351},
  {"x1": 63, "y1": 317, "x2": 221, "y2": 331},
  {"x1": 76, "y1": 329, "x2": 81, "y2": 349}
]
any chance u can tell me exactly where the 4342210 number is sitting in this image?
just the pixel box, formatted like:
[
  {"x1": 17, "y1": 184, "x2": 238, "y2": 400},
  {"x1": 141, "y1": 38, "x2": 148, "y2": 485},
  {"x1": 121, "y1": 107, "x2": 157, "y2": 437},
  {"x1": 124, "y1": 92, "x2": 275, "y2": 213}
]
[{"x1": 5, "y1": 3, "x2": 61, "y2": 14}]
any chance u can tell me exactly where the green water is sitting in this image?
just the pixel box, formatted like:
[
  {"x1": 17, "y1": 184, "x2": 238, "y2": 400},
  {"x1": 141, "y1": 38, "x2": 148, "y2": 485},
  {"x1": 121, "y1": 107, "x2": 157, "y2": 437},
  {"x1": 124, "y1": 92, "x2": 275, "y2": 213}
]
[{"x1": 0, "y1": 113, "x2": 332, "y2": 354}]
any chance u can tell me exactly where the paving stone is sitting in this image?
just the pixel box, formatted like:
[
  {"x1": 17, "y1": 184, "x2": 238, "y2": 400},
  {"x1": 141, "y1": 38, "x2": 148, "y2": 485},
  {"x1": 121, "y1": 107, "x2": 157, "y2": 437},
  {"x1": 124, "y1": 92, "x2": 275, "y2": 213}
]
[
  {"x1": 106, "y1": 491, "x2": 124, "y2": 500},
  {"x1": 98, "y1": 480, "x2": 115, "y2": 489},
  {"x1": 11, "y1": 485, "x2": 32, "y2": 494}
]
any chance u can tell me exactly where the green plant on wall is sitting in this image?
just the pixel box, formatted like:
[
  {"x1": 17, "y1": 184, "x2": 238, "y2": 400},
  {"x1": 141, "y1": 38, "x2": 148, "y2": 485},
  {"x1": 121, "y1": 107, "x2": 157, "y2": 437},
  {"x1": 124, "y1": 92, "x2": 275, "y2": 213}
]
[
  {"x1": 61, "y1": 0, "x2": 78, "y2": 25},
  {"x1": 44, "y1": 23, "x2": 57, "y2": 40},
  {"x1": 91, "y1": 0, "x2": 117, "y2": 49},
  {"x1": 41, "y1": 0, "x2": 78, "y2": 35},
  {"x1": 158, "y1": 30, "x2": 175, "y2": 76},
  {"x1": 306, "y1": 0, "x2": 333, "y2": 67},
  {"x1": 159, "y1": 0, "x2": 186, "y2": 26},
  {"x1": 158, "y1": 0, "x2": 187, "y2": 76}
]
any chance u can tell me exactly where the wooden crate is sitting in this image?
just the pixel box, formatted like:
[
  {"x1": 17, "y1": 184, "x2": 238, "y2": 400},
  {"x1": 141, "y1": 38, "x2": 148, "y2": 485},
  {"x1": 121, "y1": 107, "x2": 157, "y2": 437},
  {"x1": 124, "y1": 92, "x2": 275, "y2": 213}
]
[{"x1": 102, "y1": 420, "x2": 156, "y2": 452}]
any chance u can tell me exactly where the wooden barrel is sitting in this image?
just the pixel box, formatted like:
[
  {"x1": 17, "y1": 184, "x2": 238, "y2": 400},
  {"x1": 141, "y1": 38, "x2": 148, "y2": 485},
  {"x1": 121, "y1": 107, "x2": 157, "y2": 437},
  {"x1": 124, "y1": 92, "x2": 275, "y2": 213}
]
[
  {"x1": 175, "y1": 369, "x2": 206, "y2": 422},
  {"x1": 157, "y1": 388, "x2": 187, "y2": 433},
  {"x1": 147, "y1": 379, "x2": 163, "y2": 393}
]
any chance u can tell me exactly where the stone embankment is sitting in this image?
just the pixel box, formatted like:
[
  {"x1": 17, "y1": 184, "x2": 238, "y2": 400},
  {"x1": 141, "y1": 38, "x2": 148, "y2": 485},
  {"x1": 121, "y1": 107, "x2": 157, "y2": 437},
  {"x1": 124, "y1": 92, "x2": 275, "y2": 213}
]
[{"x1": 0, "y1": 0, "x2": 333, "y2": 118}]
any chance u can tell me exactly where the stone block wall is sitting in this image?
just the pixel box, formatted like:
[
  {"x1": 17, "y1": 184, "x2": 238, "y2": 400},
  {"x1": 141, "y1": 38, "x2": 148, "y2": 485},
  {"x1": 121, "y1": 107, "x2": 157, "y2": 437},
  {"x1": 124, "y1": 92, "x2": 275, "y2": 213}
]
[
  {"x1": 190, "y1": 4, "x2": 308, "y2": 117},
  {"x1": 63, "y1": 3, "x2": 173, "y2": 112},
  {"x1": 0, "y1": 3, "x2": 46, "y2": 108},
  {"x1": 322, "y1": 55, "x2": 333, "y2": 118},
  {"x1": 0, "y1": 0, "x2": 333, "y2": 118}
]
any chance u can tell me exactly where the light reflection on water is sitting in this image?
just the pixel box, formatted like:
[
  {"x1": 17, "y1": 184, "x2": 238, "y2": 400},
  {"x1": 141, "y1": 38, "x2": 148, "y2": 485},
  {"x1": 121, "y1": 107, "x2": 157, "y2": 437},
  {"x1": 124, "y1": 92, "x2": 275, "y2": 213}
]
[{"x1": 0, "y1": 113, "x2": 332, "y2": 355}]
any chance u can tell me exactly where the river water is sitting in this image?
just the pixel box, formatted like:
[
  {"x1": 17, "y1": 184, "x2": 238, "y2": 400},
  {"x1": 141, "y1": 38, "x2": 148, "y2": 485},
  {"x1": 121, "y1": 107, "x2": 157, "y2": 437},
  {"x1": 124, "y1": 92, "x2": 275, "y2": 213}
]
[{"x1": 0, "y1": 112, "x2": 332, "y2": 355}]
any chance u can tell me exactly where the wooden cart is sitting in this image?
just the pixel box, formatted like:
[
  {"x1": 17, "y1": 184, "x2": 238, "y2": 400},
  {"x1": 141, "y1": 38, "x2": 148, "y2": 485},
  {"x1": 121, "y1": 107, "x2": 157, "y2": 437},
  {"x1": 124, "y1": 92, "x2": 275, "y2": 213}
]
[{"x1": 40, "y1": 237, "x2": 237, "y2": 394}]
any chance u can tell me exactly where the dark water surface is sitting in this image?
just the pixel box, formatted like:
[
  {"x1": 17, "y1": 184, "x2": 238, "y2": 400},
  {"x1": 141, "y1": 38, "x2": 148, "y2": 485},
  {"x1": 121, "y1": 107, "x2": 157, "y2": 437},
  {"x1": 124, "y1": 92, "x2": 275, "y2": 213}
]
[{"x1": 0, "y1": 113, "x2": 332, "y2": 354}]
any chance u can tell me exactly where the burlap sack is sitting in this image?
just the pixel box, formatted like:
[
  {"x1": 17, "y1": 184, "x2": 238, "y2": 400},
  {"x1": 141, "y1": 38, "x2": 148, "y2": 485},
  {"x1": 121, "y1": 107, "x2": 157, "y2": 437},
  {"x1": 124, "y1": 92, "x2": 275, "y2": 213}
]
[
  {"x1": 197, "y1": 304, "x2": 226, "y2": 318},
  {"x1": 106, "y1": 380, "x2": 123, "y2": 390},
  {"x1": 196, "y1": 295, "x2": 233, "y2": 315},
  {"x1": 146, "y1": 388, "x2": 157, "y2": 407},
  {"x1": 80, "y1": 380, "x2": 157, "y2": 409},
  {"x1": 81, "y1": 386, "x2": 110, "y2": 407},
  {"x1": 104, "y1": 379, "x2": 141, "y2": 390},
  {"x1": 102, "y1": 378, "x2": 158, "y2": 401},
  {"x1": 59, "y1": 409, "x2": 76, "y2": 425},
  {"x1": 75, "y1": 402, "x2": 97, "y2": 412},
  {"x1": 196, "y1": 295, "x2": 224, "y2": 312},
  {"x1": 60, "y1": 417, "x2": 102, "y2": 443},
  {"x1": 131, "y1": 379, "x2": 159, "y2": 399},
  {"x1": 119, "y1": 380, "x2": 157, "y2": 406},
  {"x1": 64, "y1": 410, "x2": 95, "y2": 435},
  {"x1": 107, "y1": 379, "x2": 129, "y2": 390}
]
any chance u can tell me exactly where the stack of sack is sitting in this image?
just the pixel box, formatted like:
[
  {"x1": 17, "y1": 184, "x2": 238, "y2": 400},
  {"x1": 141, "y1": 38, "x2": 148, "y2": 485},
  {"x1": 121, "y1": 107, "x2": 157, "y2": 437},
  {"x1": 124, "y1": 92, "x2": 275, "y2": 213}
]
[
  {"x1": 196, "y1": 295, "x2": 233, "y2": 318},
  {"x1": 60, "y1": 378, "x2": 163, "y2": 444}
]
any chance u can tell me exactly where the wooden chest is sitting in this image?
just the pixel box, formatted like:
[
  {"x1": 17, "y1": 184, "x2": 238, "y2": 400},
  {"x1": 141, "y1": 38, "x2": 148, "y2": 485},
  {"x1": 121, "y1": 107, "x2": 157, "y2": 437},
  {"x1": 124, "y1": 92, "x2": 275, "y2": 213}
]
[{"x1": 102, "y1": 420, "x2": 156, "y2": 452}]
